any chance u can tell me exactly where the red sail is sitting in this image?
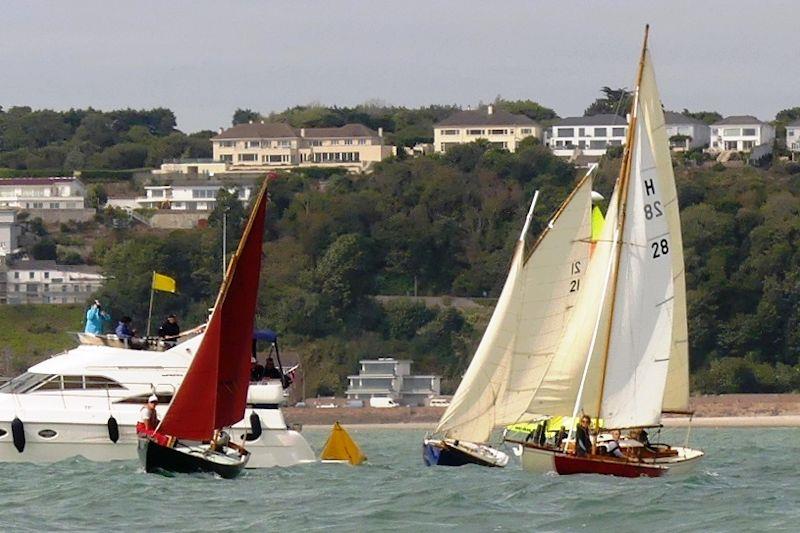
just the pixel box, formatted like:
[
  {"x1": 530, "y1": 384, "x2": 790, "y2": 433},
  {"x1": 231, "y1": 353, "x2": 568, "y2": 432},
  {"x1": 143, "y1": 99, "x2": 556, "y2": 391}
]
[{"x1": 159, "y1": 184, "x2": 268, "y2": 441}]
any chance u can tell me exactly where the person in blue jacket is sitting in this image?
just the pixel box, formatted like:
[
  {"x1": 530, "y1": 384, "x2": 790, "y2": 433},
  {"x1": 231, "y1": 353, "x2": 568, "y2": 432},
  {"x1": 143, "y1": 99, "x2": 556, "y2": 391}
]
[{"x1": 84, "y1": 300, "x2": 111, "y2": 334}]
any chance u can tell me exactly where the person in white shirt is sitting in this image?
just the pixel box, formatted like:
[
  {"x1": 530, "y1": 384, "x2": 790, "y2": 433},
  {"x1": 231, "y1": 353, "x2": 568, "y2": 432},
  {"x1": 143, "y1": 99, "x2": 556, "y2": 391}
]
[
  {"x1": 138, "y1": 394, "x2": 160, "y2": 433},
  {"x1": 603, "y1": 429, "x2": 625, "y2": 459}
]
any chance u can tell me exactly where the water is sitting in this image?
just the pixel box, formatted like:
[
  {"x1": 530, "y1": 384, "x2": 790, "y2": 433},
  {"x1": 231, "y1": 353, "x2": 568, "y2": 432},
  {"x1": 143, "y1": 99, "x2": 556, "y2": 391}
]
[{"x1": 1, "y1": 427, "x2": 797, "y2": 532}]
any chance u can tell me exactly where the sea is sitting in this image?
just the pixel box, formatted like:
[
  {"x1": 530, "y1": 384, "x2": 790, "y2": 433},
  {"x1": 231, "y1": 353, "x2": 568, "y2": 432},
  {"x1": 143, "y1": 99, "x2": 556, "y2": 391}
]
[{"x1": 0, "y1": 427, "x2": 796, "y2": 532}]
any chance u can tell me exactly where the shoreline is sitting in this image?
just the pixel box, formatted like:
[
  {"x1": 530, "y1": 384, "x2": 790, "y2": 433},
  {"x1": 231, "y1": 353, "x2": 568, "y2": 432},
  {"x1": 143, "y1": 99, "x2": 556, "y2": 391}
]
[{"x1": 299, "y1": 415, "x2": 800, "y2": 430}]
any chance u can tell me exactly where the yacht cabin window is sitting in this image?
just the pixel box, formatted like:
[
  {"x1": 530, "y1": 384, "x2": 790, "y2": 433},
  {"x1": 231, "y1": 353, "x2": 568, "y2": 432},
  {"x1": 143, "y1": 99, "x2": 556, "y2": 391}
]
[{"x1": 0, "y1": 372, "x2": 125, "y2": 393}]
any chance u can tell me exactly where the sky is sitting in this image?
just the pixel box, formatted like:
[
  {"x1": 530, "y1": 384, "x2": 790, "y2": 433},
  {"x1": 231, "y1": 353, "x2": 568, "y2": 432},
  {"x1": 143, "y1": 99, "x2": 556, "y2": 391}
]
[{"x1": 2, "y1": 0, "x2": 798, "y2": 132}]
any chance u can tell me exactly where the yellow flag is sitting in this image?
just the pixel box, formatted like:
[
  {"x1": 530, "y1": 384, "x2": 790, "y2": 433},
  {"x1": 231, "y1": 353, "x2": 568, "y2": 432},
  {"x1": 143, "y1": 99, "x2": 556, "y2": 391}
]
[{"x1": 152, "y1": 272, "x2": 176, "y2": 293}]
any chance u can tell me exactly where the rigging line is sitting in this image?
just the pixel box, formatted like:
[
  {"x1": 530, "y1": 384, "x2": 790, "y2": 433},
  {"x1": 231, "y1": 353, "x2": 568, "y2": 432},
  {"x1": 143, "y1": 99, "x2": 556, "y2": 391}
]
[{"x1": 655, "y1": 296, "x2": 674, "y2": 307}]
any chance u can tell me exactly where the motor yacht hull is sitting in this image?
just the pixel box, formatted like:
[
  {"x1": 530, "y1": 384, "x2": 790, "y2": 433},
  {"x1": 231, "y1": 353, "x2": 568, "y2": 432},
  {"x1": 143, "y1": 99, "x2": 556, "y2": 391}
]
[
  {"x1": 423, "y1": 438, "x2": 508, "y2": 467},
  {"x1": 138, "y1": 437, "x2": 248, "y2": 478},
  {"x1": 0, "y1": 409, "x2": 315, "y2": 467},
  {"x1": 519, "y1": 442, "x2": 703, "y2": 477}
]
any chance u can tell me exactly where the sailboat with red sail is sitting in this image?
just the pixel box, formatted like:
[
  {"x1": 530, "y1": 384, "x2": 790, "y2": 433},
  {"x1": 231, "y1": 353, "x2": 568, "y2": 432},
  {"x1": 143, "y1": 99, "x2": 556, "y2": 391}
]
[{"x1": 137, "y1": 180, "x2": 269, "y2": 479}]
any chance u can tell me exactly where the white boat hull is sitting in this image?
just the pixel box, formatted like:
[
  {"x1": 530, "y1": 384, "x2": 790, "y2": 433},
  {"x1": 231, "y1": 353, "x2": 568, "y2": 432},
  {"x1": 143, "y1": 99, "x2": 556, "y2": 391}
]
[
  {"x1": 0, "y1": 409, "x2": 315, "y2": 468},
  {"x1": 521, "y1": 444, "x2": 704, "y2": 476}
]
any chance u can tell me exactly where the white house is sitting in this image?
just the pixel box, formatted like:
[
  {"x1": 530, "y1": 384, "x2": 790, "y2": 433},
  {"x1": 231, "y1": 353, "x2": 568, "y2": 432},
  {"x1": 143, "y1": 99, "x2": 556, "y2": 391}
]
[
  {"x1": 708, "y1": 116, "x2": 775, "y2": 153},
  {"x1": 135, "y1": 181, "x2": 254, "y2": 211},
  {"x1": 0, "y1": 177, "x2": 86, "y2": 210},
  {"x1": 433, "y1": 105, "x2": 542, "y2": 153},
  {"x1": 0, "y1": 210, "x2": 21, "y2": 258},
  {"x1": 345, "y1": 358, "x2": 441, "y2": 406},
  {"x1": 152, "y1": 159, "x2": 229, "y2": 176},
  {"x1": 664, "y1": 112, "x2": 710, "y2": 151},
  {"x1": 4, "y1": 260, "x2": 104, "y2": 305},
  {"x1": 786, "y1": 118, "x2": 800, "y2": 156},
  {"x1": 548, "y1": 114, "x2": 628, "y2": 157}
]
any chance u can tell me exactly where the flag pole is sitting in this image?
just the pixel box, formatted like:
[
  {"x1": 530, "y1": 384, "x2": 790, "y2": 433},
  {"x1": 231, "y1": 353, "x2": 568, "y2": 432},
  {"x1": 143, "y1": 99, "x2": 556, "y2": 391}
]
[{"x1": 146, "y1": 271, "x2": 155, "y2": 337}]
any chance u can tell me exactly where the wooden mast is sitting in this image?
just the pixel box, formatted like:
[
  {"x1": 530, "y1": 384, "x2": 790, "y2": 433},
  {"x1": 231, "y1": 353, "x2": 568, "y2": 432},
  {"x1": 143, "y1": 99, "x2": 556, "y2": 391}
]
[{"x1": 590, "y1": 24, "x2": 650, "y2": 450}]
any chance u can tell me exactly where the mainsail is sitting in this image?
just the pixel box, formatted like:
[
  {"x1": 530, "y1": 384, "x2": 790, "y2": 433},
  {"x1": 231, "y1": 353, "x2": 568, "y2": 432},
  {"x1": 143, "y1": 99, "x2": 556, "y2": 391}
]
[
  {"x1": 558, "y1": 28, "x2": 689, "y2": 429},
  {"x1": 600, "y1": 46, "x2": 688, "y2": 425},
  {"x1": 435, "y1": 170, "x2": 594, "y2": 441},
  {"x1": 526, "y1": 28, "x2": 689, "y2": 429},
  {"x1": 159, "y1": 182, "x2": 268, "y2": 441}
]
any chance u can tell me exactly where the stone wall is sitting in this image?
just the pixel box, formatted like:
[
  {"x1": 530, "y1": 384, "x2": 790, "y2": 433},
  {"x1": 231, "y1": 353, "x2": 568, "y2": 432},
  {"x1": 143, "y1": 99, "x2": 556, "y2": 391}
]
[
  {"x1": 149, "y1": 212, "x2": 208, "y2": 229},
  {"x1": 26, "y1": 209, "x2": 95, "y2": 223}
]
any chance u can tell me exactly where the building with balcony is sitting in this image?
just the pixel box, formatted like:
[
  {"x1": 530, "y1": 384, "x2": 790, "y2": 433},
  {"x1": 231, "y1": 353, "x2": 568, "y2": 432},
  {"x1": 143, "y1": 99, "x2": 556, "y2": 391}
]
[
  {"x1": 211, "y1": 122, "x2": 395, "y2": 172},
  {"x1": 664, "y1": 112, "x2": 710, "y2": 151},
  {"x1": 708, "y1": 116, "x2": 775, "y2": 153},
  {"x1": 548, "y1": 114, "x2": 628, "y2": 157},
  {"x1": 0, "y1": 210, "x2": 21, "y2": 259},
  {"x1": 433, "y1": 105, "x2": 542, "y2": 153},
  {"x1": 345, "y1": 358, "x2": 441, "y2": 406},
  {"x1": 4, "y1": 260, "x2": 104, "y2": 305},
  {"x1": 135, "y1": 181, "x2": 254, "y2": 211},
  {"x1": 786, "y1": 119, "x2": 800, "y2": 157},
  {"x1": 0, "y1": 177, "x2": 86, "y2": 210}
]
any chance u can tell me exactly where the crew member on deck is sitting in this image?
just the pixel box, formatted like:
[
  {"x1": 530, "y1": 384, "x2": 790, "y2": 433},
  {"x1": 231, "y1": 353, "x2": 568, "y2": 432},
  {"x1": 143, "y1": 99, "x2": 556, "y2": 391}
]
[
  {"x1": 137, "y1": 394, "x2": 160, "y2": 433},
  {"x1": 602, "y1": 429, "x2": 625, "y2": 458},
  {"x1": 84, "y1": 300, "x2": 111, "y2": 335},
  {"x1": 115, "y1": 316, "x2": 141, "y2": 349},
  {"x1": 263, "y1": 357, "x2": 283, "y2": 380},
  {"x1": 157, "y1": 314, "x2": 181, "y2": 346},
  {"x1": 250, "y1": 356, "x2": 265, "y2": 381},
  {"x1": 575, "y1": 415, "x2": 593, "y2": 456}
]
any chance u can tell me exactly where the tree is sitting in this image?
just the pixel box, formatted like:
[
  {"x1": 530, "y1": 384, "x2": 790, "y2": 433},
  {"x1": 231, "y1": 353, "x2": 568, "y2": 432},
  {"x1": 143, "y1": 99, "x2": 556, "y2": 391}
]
[
  {"x1": 31, "y1": 238, "x2": 57, "y2": 260},
  {"x1": 681, "y1": 109, "x2": 723, "y2": 125},
  {"x1": 232, "y1": 108, "x2": 261, "y2": 125},
  {"x1": 584, "y1": 87, "x2": 632, "y2": 117},
  {"x1": 495, "y1": 99, "x2": 558, "y2": 122},
  {"x1": 315, "y1": 233, "x2": 375, "y2": 311},
  {"x1": 86, "y1": 184, "x2": 108, "y2": 208}
]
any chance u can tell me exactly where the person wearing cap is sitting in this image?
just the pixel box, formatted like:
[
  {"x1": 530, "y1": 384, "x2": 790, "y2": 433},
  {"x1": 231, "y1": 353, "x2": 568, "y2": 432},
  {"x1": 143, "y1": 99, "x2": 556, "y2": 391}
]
[
  {"x1": 157, "y1": 314, "x2": 181, "y2": 346},
  {"x1": 137, "y1": 394, "x2": 160, "y2": 434},
  {"x1": 84, "y1": 300, "x2": 111, "y2": 335}
]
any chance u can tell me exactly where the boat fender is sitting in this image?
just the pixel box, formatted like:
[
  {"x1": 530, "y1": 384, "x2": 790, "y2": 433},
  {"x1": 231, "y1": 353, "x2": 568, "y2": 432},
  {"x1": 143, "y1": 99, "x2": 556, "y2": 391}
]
[
  {"x1": 11, "y1": 417, "x2": 25, "y2": 453},
  {"x1": 246, "y1": 412, "x2": 262, "y2": 441},
  {"x1": 107, "y1": 415, "x2": 119, "y2": 443}
]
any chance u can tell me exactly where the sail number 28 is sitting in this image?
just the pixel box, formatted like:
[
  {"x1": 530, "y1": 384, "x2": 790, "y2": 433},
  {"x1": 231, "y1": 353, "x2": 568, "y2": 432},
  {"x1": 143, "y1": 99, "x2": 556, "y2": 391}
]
[{"x1": 651, "y1": 239, "x2": 669, "y2": 258}]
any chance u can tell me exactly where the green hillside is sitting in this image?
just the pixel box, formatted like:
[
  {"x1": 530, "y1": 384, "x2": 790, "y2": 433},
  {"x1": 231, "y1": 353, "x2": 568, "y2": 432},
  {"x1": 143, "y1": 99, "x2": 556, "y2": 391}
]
[{"x1": 0, "y1": 305, "x2": 84, "y2": 374}]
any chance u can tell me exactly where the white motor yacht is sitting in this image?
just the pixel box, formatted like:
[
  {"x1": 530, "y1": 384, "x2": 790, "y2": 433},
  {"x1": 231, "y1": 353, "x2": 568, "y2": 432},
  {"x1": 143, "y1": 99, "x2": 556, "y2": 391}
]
[{"x1": 0, "y1": 333, "x2": 315, "y2": 467}]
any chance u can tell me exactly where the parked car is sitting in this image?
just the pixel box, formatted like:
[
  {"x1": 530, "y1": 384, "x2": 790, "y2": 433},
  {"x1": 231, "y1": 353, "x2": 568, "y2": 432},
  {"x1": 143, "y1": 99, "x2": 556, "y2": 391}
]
[
  {"x1": 428, "y1": 398, "x2": 451, "y2": 407},
  {"x1": 316, "y1": 402, "x2": 337, "y2": 409},
  {"x1": 294, "y1": 401, "x2": 307, "y2": 408},
  {"x1": 345, "y1": 400, "x2": 364, "y2": 408},
  {"x1": 369, "y1": 397, "x2": 399, "y2": 408}
]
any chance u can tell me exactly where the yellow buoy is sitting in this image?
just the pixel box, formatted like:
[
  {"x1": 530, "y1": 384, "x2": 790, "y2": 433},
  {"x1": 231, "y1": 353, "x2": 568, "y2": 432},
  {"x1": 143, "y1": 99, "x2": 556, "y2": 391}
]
[{"x1": 320, "y1": 421, "x2": 366, "y2": 465}]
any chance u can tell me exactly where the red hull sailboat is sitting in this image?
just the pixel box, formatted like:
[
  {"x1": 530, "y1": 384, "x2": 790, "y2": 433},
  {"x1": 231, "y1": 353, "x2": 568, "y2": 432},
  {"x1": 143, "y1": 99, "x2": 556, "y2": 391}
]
[{"x1": 138, "y1": 179, "x2": 269, "y2": 478}]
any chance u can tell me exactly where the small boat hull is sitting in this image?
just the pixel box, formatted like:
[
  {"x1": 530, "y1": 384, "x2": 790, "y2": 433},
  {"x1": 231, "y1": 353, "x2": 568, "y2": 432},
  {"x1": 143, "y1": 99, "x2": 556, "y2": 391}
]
[
  {"x1": 518, "y1": 442, "x2": 703, "y2": 477},
  {"x1": 423, "y1": 438, "x2": 508, "y2": 467},
  {"x1": 138, "y1": 437, "x2": 249, "y2": 479}
]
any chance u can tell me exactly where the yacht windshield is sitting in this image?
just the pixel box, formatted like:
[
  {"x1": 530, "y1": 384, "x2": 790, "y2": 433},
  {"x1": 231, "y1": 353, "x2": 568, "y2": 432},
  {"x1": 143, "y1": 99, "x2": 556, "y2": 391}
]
[{"x1": 0, "y1": 372, "x2": 53, "y2": 393}]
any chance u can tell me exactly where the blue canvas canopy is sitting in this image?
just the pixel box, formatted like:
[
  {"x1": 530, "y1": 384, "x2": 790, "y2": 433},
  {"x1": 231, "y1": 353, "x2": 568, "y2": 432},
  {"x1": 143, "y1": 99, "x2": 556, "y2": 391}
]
[{"x1": 253, "y1": 329, "x2": 278, "y2": 343}]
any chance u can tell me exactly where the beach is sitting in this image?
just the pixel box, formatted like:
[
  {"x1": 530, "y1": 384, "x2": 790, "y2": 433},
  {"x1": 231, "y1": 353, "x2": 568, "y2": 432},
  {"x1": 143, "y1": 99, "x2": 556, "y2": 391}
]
[{"x1": 286, "y1": 393, "x2": 800, "y2": 428}]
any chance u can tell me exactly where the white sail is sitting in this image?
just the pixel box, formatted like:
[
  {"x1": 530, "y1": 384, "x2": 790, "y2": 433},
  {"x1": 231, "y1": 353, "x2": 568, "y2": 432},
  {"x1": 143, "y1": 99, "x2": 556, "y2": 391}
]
[
  {"x1": 496, "y1": 177, "x2": 594, "y2": 423},
  {"x1": 436, "y1": 173, "x2": 595, "y2": 441},
  {"x1": 600, "y1": 48, "x2": 681, "y2": 428},
  {"x1": 525, "y1": 189, "x2": 619, "y2": 419},
  {"x1": 434, "y1": 239, "x2": 525, "y2": 441}
]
